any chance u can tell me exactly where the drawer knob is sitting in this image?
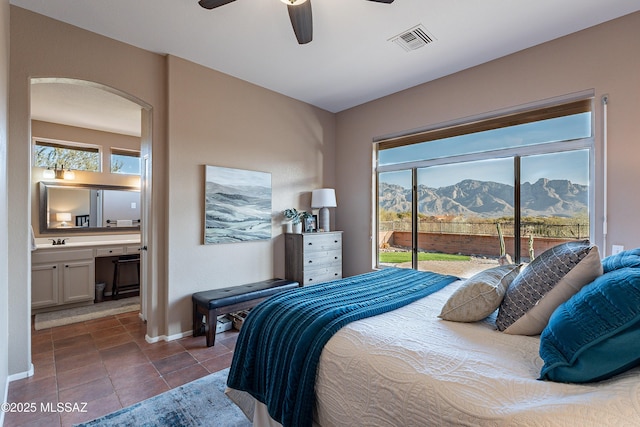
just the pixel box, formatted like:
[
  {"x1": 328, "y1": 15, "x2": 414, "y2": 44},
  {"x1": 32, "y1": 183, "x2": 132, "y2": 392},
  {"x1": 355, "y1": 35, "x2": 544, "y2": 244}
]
[
  {"x1": 308, "y1": 260, "x2": 313, "y2": 263},
  {"x1": 308, "y1": 242, "x2": 312, "y2": 246},
  {"x1": 334, "y1": 256, "x2": 338, "y2": 260},
  {"x1": 52, "y1": 265, "x2": 56, "y2": 269}
]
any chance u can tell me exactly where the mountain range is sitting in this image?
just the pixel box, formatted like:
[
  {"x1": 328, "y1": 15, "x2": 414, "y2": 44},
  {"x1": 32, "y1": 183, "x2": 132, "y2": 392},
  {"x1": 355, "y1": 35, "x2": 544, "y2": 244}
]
[{"x1": 379, "y1": 178, "x2": 588, "y2": 218}]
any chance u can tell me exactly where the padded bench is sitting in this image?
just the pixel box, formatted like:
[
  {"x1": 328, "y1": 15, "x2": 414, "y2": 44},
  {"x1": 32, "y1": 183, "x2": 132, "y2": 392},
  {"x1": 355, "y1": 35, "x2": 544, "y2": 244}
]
[{"x1": 192, "y1": 278, "x2": 299, "y2": 347}]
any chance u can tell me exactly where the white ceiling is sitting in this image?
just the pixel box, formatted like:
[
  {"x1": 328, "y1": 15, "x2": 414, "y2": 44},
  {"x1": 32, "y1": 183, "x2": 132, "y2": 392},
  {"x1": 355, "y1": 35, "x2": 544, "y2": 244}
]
[
  {"x1": 12, "y1": 0, "x2": 640, "y2": 136},
  {"x1": 30, "y1": 80, "x2": 143, "y2": 136}
]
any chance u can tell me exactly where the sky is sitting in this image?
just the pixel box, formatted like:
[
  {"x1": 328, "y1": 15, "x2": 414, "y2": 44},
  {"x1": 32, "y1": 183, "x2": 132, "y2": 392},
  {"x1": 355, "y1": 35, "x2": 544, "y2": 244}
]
[{"x1": 379, "y1": 113, "x2": 590, "y2": 188}]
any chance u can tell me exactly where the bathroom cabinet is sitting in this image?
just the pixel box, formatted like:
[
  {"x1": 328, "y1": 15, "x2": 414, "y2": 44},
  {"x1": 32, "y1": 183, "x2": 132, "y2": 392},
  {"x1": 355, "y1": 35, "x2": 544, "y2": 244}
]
[{"x1": 31, "y1": 248, "x2": 95, "y2": 311}]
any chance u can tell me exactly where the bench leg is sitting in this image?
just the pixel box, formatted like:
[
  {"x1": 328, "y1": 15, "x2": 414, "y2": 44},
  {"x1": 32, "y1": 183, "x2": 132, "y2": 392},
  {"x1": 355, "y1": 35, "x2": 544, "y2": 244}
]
[
  {"x1": 205, "y1": 309, "x2": 217, "y2": 347},
  {"x1": 193, "y1": 304, "x2": 217, "y2": 346},
  {"x1": 193, "y1": 302, "x2": 202, "y2": 338}
]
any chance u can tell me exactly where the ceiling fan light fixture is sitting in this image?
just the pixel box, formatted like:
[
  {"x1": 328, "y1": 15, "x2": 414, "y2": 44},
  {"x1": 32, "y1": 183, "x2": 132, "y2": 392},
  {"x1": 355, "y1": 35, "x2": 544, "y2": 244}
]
[{"x1": 280, "y1": 0, "x2": 308, "y2": 5}]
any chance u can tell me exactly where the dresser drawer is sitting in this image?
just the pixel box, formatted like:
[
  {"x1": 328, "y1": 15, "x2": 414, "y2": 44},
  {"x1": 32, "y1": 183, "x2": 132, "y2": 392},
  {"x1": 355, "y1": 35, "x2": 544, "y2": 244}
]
[
  {"x1": 302, "y1": 233, "x2": 342, "y2": 253},
  {"x1": 303, "y1": 266, "x2": 342, "y2": 285},
  {"x1": 303, "y1": 249, "x2": 341, "y2": 267}
]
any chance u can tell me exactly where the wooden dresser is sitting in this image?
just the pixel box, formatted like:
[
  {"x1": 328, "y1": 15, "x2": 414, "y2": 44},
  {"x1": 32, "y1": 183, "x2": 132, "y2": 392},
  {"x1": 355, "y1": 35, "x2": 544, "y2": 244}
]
[{"x1": 285, "y1": 231, "x2": 342, "y2": 286}]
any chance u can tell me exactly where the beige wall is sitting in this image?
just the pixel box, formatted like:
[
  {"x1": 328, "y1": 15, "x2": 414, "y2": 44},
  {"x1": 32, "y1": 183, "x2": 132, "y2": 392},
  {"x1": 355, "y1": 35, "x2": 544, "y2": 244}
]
[
  {"x1": 335, "y1": 11, "x2": 640, "y2": 276},
  {"x1": 9, "y1": 6, "x2": 167, "y2": 375},
  {"x1": 7, "y1": 5, "x2": 336, "y2": 377},
  {"x1": 30, "y1": 120, "x2": 141, "y2": 237},
  {"x1": 166, "y1": 55, "x2": 335, "y2": 336},
  {"x1": 1, "y1": 0, "x2": 9, "y2": 413}
]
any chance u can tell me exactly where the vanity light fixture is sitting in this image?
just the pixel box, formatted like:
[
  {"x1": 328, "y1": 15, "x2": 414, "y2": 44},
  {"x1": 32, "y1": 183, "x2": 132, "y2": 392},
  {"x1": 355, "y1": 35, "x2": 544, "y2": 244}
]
[
  {"x1": 63, "y1": 169, "x2": 75, "y2": 180},
  {"x1": 42, "y1": 167, "x2": 55, "y2": 179},
  {"x1": 42, "y1": 164, "x2": 75, "y2": 180}
]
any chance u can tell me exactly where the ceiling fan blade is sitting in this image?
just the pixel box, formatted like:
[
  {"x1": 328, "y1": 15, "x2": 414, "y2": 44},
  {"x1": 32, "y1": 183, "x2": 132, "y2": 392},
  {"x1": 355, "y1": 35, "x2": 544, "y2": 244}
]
[
  {"x1": 287, "y1": 0, "x2": 313, "y2": 45},
  {"x1": 198, "y1": 0, "x2": 236, "y2": 10},
  {"x1": 367, "y1": 0, "x2": 394, "y2": 3}
]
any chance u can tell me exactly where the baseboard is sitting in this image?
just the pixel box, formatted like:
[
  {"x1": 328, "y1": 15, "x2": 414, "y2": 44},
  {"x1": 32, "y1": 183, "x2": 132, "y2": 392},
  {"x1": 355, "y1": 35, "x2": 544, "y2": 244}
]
[
  {"x1": 7, "y1": 363, "x2": 34, "y2": 382},
  {"x1": 2, "y1": 363, "x2": 35, "y2": 425},
  {"x1": 144, "y1": 329, "x2": 193, "y2": 344}
]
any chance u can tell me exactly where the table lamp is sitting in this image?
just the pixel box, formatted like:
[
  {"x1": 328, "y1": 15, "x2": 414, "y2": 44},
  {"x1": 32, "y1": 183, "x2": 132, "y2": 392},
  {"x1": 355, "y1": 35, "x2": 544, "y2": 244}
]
[
  {"x1": 311, "y1": 188, "x2": 337, "y2": 232},
  {"x1": 56, "y1": 212, "x2": 72, "y2": 227}
]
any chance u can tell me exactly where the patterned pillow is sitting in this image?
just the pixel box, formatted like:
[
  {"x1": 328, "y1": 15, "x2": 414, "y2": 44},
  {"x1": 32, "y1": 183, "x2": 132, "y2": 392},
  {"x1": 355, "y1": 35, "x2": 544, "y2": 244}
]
[
  {"x1": 539, "y1": 267, "x2": 640, "y2": 383},
  {"x1": 496, "y1": 241, "x2": 602, "y2": 335},
  {"x1": 601, "y1": 248, "x2": 640, "y2": 273},
  {"x1": 439, "y1": 264, "x2": 521, "y2": 322}
]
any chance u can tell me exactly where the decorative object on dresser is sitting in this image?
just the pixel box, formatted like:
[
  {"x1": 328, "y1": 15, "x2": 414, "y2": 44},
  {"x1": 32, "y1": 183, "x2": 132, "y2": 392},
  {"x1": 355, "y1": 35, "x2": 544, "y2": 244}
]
[
  {"x1": 285, "y1": 231, "x2": 342, "y2": 286},
  {"x1": 304, "y1": 214, "x2": 317, "y2": 233},
  {"x1": 311, "y1": 188, "x2": 337, "y2": 232},
  {"x1": 283, "y1": 208, "x2": 310, "y2": 234}
]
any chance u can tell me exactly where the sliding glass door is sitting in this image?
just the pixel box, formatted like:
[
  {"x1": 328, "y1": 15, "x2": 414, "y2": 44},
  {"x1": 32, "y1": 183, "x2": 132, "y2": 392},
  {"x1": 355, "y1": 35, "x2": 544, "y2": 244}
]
[
  {"x1": 416, "y1": 158, "x2": 514, "y2": 277},
  {"x1": 378, "y1": 170, "x2": 413, "y2": 269}
]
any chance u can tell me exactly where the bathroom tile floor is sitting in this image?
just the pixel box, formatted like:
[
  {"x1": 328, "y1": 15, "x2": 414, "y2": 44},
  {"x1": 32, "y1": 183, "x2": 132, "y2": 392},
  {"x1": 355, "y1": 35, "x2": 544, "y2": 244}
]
[{"x1": 4, "y1": 310, "x2": 238, "y2": 427}]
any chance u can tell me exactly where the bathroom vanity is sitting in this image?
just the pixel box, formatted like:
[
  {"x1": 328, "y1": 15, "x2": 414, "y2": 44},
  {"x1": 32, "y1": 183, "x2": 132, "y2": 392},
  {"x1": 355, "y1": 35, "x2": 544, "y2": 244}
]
[{"x1": 31, "y1": 239, "x2": 141, "y2": 313}]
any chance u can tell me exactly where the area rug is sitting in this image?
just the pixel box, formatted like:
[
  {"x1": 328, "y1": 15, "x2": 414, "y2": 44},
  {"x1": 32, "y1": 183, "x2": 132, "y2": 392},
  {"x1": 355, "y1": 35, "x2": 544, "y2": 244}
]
[
  {"x1": 34, "y1": 297, "x2": 140, "y2": 330},
  {"x1": 75, "y1": 368, "x2": 251, "y2": 427}
]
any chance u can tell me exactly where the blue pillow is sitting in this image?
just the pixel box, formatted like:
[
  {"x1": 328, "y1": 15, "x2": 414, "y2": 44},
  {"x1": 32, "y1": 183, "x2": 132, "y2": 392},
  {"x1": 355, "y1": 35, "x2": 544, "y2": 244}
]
[
  {"x1": 539, "y1": 267, "x2": 640, "y2": 383},
  {"x1": 601, "y1": 248, "x2": 640, "y2": 273}
]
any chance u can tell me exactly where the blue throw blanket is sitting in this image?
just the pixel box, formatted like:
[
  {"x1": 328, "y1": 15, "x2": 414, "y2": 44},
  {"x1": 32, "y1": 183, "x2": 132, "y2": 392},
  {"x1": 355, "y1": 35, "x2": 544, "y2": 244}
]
[{"x1": 226, "y1": 268, "x2": 458, "y2": 427}]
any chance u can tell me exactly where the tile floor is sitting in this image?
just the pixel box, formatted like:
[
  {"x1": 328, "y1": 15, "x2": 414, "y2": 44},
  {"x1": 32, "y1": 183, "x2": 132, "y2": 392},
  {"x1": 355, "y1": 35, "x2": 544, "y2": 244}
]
[{"x1": 4, "y1": 309, "x2": 239, "y2": 427}]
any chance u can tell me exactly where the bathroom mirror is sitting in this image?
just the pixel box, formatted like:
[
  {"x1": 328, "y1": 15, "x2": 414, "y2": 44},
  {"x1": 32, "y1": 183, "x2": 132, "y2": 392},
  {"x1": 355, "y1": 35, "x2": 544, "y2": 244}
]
[{"x1": 39, "y1": 181, "x2": 140, "y2": 234}]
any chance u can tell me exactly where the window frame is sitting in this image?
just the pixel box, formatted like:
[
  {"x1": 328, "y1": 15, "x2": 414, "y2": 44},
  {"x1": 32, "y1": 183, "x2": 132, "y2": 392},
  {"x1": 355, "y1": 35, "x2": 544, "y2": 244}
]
[
  {"x1": 33, "y1": 137, "x2": 103, "y2": 173},
  {"x1": 110, "y1": 147, "x2": 141, "y2": 175},
  {"x1": 374, "y1": 94, "x2": 597, "y2": 269}
]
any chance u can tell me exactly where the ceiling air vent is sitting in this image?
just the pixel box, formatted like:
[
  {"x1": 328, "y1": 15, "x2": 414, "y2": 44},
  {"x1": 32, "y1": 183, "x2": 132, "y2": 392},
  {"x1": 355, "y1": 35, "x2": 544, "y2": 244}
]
[{"x1": 389, "y1": 24, "x2": 436, "y2": 52}]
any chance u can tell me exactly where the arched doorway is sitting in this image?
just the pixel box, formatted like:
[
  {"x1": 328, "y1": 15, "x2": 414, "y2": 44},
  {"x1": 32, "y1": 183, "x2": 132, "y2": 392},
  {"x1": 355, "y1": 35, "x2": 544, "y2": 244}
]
[{"x1": 29, "y1": 77, "x2": 153, "y2": 325}]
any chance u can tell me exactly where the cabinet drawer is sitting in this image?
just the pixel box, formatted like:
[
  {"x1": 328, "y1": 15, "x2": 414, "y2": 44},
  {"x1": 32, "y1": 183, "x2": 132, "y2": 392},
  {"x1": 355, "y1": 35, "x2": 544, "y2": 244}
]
[
  {"x1": 32, "y1": 249, "x2": 94, "y2": 264},
  {"x1": 96, "y1": 247, "x2": 125, "y2": 257},
  {"x1": 304, "y1": 267, "x2": 342, "y2": 285},
  {"x1": 302, "y1": 233, "x2": 342, "y2": 253},
  {"x1": 303, "y1": 249, "x2": 341, "y2": 267},
  {"x1": 125, "y1": 245, "x2": 141, "y2": 254}
]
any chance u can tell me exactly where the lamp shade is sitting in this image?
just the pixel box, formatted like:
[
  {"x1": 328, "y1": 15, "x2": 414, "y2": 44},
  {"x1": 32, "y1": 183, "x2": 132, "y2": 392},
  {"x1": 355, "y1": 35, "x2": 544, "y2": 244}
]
[
  {"x1": 311, "y1": 188, "x2": 337, "y2": 208},
  {"x1": 56, "y1": 212, "x2": 72, "y2": 222}
]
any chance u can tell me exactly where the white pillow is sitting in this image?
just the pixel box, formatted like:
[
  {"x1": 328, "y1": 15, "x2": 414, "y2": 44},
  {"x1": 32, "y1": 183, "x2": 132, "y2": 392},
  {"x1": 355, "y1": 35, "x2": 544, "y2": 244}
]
[{"x1": 439, "y1": 264, "x2": 521, "y2": 322}]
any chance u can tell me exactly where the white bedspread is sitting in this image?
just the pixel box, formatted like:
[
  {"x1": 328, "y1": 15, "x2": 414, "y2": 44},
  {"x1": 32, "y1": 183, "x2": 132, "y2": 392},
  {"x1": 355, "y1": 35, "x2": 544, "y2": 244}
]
[{"x1": 231, "y1": 279, "x2": 640, "y2": 426}]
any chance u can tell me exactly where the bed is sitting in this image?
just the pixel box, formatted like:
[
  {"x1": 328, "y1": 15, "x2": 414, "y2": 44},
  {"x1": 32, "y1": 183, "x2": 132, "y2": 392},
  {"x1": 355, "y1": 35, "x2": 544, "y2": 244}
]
[{"x1": 226, "y1": 244, "x2": 640, "y2": 427}]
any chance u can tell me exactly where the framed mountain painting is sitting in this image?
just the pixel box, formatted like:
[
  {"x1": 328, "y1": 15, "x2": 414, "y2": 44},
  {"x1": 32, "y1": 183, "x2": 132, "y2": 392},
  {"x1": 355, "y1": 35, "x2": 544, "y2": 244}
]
[{"x1": 204, "y1": 165, "x2": 272, "y2": 244}]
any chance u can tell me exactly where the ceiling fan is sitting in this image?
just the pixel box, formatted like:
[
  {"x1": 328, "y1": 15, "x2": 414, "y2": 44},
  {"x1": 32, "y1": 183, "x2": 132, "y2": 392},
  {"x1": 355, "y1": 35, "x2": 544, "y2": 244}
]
[{"x1": 198, "y1": 0, "x2": 395, "y2": 45}]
